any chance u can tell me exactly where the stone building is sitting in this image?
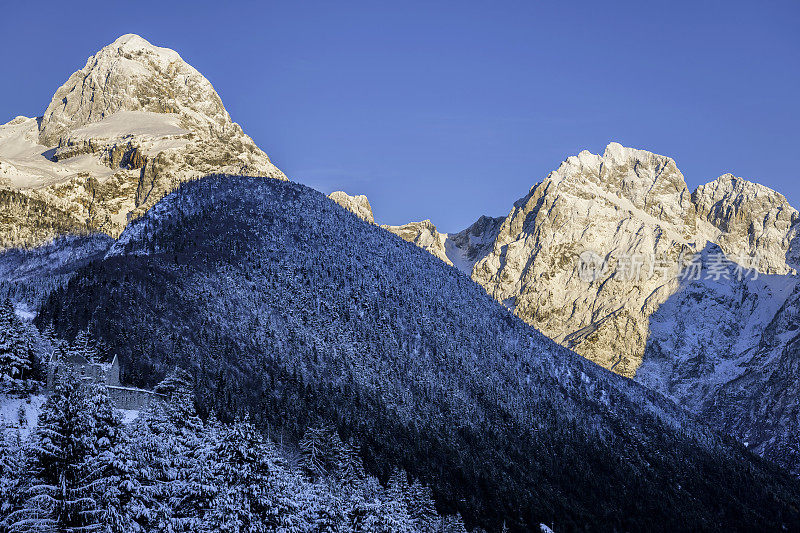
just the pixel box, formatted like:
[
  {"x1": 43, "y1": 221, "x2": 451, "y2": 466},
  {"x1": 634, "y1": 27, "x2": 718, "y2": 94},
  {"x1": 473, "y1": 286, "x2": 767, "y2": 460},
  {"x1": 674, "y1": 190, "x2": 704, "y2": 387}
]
[
  {"x1": 47, "y1": 351, "x2": 161, "y2": 410},
  {"x1": 47, "y1": 350, "x2": 120, "y2": 389}
]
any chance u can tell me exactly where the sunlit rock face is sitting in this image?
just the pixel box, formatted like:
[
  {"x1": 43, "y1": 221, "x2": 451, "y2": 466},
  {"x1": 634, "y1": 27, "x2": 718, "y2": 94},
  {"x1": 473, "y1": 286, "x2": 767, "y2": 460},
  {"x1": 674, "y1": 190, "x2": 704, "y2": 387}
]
[
  {"x1": 0, "y1": 34, "x2": 285, "y2": 249},
  {"x1": 692, "y1": 174, "x2": 798, "y2": 274},
  {"x1": 328, "y1": 191, "x2": 375, "y2": 224},
  {"x1": 382, "y1": 219, "x2": 452, "y2": 266}
]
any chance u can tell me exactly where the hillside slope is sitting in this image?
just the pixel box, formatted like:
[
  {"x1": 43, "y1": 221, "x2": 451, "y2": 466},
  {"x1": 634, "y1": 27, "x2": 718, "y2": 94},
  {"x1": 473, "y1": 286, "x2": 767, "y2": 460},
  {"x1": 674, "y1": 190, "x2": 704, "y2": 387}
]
[{"x1": 38, "y1": 176, "x2": 800, "y2": 531}]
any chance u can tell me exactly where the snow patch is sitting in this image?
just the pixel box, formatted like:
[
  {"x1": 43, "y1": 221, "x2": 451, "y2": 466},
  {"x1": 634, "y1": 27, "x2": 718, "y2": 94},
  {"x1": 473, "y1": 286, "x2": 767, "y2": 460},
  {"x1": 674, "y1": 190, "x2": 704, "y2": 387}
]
[
  {"x1": 69, "y1": 111, "x2": 188, "y2": 141},
  {"x1": 0, "y1": 394, "x2": 45, "y2": 439},
  {"x1": 118, "y1": 409, "x2": 141, "y2": 424}
]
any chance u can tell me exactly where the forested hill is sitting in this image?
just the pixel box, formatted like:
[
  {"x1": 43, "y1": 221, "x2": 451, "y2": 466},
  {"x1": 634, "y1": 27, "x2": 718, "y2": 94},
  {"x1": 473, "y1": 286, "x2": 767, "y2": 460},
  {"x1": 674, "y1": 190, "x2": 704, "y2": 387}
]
[{"x1": 38, "y1": 176, "x2": 800, "y2": 531}]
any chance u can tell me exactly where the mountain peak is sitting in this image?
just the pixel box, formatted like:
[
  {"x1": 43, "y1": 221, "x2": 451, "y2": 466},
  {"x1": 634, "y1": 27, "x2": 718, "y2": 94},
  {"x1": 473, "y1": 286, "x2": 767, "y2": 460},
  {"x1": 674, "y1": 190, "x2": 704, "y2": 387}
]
[
  {"x1": 101, "y1": 33, "x2": 183, "y2": 63},
  {"x1": 601, "y1": 140, "x2": 628, "y2": 159},
  {"x1": 0, "y1": 34, "x2": 285, "y2": 249},
  {"x1": 109, "y1": 33, "x2": 155, "y2": 47},
  {"x1": 600, "y1": 141, "x2": 668, "y2": 162},
  {"x1": 38, "y1": 34, "x2": 220, "y2": 147},
  {"x1": 541, "y1": 143, "x2": 690, "y2": 229}
]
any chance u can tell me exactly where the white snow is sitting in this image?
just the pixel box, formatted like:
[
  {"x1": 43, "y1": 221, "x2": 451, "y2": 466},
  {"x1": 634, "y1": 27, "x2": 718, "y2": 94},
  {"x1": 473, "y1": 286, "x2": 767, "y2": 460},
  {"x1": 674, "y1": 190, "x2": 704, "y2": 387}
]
[
  {"x1": 443, "y1": 236, "x2": 475, "y2": 275},
  {"x1": 0, "y1": 111, "x2": 189, "y2": 191},
  {"x1": 107, "y1": 33, "x2": 184, "y2": 66},
  {"x1": 0, "y1": 116, "x2": 114, "y2": 188},
  {"x1": 70, "y1": 111, "x2": 188, "y2": 141},
  {"x1": 118, "y1": 409, "x2": 141, "y2": 424},
  {"x1": 731, "y1": 273, "x2": 797, "y2": 356},
  {"x1": 0, "y1": 394, "x2": 45, "y2": 439},
  {"x1": 13, "y1": 302, "x2": 36, "y2": 321}
]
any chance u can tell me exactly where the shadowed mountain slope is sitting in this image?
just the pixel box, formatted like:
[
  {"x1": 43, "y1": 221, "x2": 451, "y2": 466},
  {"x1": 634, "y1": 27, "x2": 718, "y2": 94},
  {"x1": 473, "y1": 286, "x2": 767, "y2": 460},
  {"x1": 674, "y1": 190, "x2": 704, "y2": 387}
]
[{"x1": 38, "y1": 176, "x2": 800, "y2": 532}]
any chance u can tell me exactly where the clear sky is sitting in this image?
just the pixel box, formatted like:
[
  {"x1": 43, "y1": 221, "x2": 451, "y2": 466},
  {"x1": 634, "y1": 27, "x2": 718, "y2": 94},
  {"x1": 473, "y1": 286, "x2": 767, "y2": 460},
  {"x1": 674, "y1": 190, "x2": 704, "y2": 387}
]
[{"x1": 1, "y1": 1, "x2": 798, "y2": 231}]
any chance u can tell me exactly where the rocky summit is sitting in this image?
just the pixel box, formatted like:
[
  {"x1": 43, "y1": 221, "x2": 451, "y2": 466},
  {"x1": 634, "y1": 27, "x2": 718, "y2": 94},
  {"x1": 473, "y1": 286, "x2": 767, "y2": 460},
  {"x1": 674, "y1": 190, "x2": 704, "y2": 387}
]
[{"x1": 0, "y1": 34, "x2": 285, "y2": 249}]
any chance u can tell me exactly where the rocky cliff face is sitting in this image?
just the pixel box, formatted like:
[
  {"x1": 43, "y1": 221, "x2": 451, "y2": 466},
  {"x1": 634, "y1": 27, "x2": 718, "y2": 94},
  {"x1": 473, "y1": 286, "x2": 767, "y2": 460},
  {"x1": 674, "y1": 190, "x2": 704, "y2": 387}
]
[
  {"x1": 381, "y1": 219, "x2": 453, "y2": 266},
  {"x1": 470, "y1": 143, "x2": 699, "y2": 375},
  {"x1": 0, "y1": 34, "x2": 285, "y2": 248},
  {"x1": 375, "y1": 213, "x2": 503, "y2": 273},
  {"x1": 692, "y1": 174, "x2": 798, "y2": 274},
  {"x1": 328, "y1": 191, "x2": 375, "y2": 223}
]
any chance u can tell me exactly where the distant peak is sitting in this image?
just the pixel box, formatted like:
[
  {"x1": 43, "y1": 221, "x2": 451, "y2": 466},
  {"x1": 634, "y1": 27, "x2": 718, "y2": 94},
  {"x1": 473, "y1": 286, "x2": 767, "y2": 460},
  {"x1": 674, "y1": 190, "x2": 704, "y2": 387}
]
[
  {"x1": 600, "y1": 142, "x2": 675, "y2": 166},
  {"x1": 37, "y1": 34, "x2": 213, "y2": 146},
  {"x1": 696, "y1": 173, "x2": 791, "y2": 203},
  {"x1": 602, "y1": 141, "x2": 627, "y2": 159}
]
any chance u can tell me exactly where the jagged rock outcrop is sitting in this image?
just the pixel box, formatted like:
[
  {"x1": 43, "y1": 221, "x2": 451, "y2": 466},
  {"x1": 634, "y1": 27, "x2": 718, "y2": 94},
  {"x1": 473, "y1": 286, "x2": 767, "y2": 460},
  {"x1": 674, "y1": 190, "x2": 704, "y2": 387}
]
[
  {"x1": 330, "y1": 189, "x2": 504, "y2": 272},
  {"x1": 328, "y1": 191, "x2": 375, "y2": 223},
  {"x1": 382, "y1": 219, "x2": 453, "y2": 266},
  {"x1": 692, "y1": 174, "x2": 798, "y2": 274},
  {"x1": 446, "y1": 215, "x2": 505, "y2": 270},
  {"x1": 0, "y1": 34, "x2": 285, "y2": 249},
  {"x1": 378, "y1": 215, "x2": 503, "y2": 274}
]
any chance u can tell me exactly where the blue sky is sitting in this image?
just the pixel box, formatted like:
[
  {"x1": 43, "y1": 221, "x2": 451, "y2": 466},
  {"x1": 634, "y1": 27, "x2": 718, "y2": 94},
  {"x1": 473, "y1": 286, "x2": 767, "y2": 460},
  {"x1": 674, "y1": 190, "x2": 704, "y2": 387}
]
[{"x1": 1, "y1": 1, "x2": 798, "y2": 231}]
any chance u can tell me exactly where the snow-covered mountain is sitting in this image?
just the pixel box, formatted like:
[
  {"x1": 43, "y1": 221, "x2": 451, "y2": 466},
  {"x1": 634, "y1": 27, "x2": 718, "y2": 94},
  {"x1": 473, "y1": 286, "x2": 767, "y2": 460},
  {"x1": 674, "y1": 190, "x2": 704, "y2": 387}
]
[
  {"x1": 34, "y1": 175, "x2": 800, "y2": 531},
  {"x1": 0, "y1": 34, "x2": 285, "y2": 249},
  {"x1": 340, "y1": 142, "x2": 800, "y2": 473},
  {"x1": 467, "y1": 143, "x2": 797, "y2": 375}
]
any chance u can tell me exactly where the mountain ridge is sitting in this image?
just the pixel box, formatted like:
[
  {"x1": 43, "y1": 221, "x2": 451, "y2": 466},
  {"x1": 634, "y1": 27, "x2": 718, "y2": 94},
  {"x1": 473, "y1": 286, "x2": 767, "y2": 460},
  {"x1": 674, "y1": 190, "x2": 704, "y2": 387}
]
[{"x1": 35, "y1": 174, "x2": 800, "y2": 531}]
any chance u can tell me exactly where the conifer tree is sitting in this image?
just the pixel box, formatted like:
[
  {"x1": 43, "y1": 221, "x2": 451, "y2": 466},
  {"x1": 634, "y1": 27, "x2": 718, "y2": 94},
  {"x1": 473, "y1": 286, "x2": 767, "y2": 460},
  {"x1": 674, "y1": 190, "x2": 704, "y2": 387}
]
[
  {"x1": 79, "y1": 383, "x2": 135, "y2": 533},
  {"x1": 0, "y1": 300, "x2": 40, "y2": 394},
  {"x1": 0, "y1": 426, "x2": 26, "y2": 533},
  {"x1": 299, "y1": 426, "x2": 333, "y2": 479},
  {"x1": 11, "y1": 373, "x2": 96, "y2": 532},
  {"x1": 407, "y1": 481, "x2": 439, "y2": 533},
  {"x1": 205, "y1": 418, "x2": 307, "y2": 532},
  {"x1": 67, "y1": 330, "x2": 101, "y2": 364},
  {"x1": 126, "y1": 378, "x2": 213, "y2": 533}
]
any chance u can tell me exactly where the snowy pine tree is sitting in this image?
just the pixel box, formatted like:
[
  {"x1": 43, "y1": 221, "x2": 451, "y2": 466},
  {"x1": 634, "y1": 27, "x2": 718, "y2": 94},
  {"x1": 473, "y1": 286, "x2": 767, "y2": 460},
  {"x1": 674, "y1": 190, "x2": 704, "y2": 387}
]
[
  {"x1": 79, "y1": 384, "x2": 136, "y2": 533},
  {"x1": 125, "y1": 381, "x2": 214, "y2": 532},
  {"x1": 299, "y1": 426, "x2": 334, "y2": 479},
  {"x1": 0, "y1": 300, "x2": 41, "y2": 394},
  {"x1": 0, "y1": 427, "x2": 26, "y2": 533},
  {"x1": 152, "y1": 368, "x2": 193, "y2": 399},
  {"x1": 66, "y1": 330, "x2": 101, "y2": 365},
  {"x1": 11, "y1": 373, "x2": 97, "y2": 532},
  {"x1": 407, "y1": 480, "x2": 439, "y2": 533},
  {"x1": 205, "y1": 418, "x2": 307, "y2": 532}
]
